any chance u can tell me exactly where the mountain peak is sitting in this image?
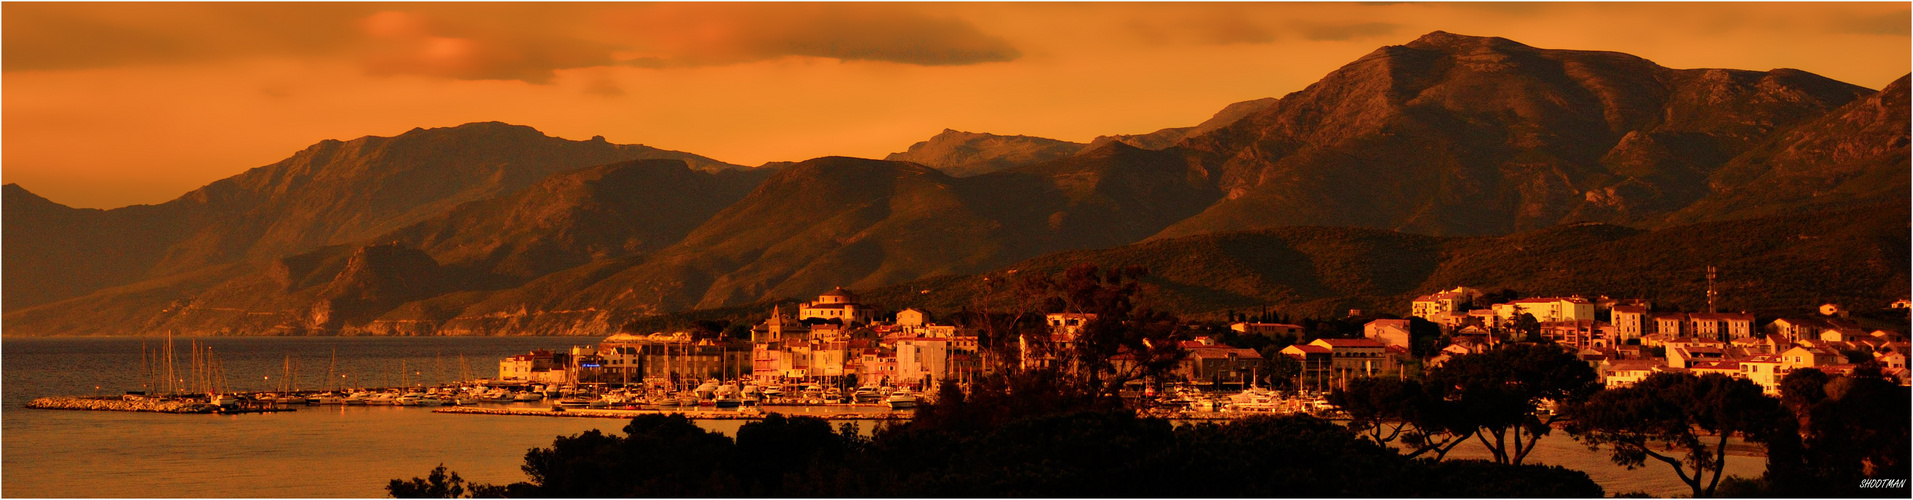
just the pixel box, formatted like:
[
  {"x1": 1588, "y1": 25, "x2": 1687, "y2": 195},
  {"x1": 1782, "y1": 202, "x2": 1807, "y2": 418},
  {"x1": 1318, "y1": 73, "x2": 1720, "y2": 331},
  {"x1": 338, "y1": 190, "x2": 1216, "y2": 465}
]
[
  {"x1": 885, "y1": 129, "x2": 1086, "y2": 177},
  {"x1": 1404, "y1": 30, "x2": 1534, "y2": 52},
  {"x1": 392, "y1": 121, "x2": 550, "y2": 140},
  {"x1": 2, "y1": 183, "x2": 66, "y2": 211}
]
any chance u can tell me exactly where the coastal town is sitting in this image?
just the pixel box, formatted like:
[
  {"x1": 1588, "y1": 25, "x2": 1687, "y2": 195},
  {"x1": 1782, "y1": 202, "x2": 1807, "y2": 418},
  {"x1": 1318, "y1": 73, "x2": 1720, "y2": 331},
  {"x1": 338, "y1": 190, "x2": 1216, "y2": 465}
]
[
  {"x1": 474, "y1": 283, "x2": 1912, "y2": 415},
  {"x1": 32, "y1": 279, "x2": 1905, "y2": 422}
]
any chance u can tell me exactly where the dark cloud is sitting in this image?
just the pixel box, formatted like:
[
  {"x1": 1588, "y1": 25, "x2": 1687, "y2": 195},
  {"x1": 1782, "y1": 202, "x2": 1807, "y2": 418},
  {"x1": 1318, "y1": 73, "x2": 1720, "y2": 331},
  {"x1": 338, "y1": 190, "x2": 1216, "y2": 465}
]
[
  {"x1": 2, "y1": 3, "x2": 365, "y2": 72},
  {"x1": 610, "y1": 4, "x2": 1020, "y2": 66},
  {"x1": 1827, "y1": 9, "x2": 1911, "y2": 36},
  {"x1": 3, "y1": 4, "x2": 1020, "y2": 81}
]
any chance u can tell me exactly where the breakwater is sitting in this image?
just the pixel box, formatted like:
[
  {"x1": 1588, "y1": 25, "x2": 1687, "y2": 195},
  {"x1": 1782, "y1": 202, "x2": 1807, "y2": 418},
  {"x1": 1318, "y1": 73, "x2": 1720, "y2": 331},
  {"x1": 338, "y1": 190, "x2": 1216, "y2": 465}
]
[
  {"x1": 27, "y1": 396, "x2": 218, "y2": 414},
  {"x1": 435, "y1": 406, "x2": 915, "y2": 421}
]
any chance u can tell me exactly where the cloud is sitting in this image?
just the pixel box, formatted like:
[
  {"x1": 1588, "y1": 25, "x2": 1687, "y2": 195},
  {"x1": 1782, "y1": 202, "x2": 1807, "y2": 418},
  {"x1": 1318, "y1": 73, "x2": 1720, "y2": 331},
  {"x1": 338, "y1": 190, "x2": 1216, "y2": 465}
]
[
  {"x1": 1826, "y1": 9, "x2": 1911, "y2": 36},
  {"x1": 3, "y1": 4, "x2": 1020, "y2": 82},
  {"x1": 2, "y1": 3, "x2": 364, "y2": 72},
  {"x1": 606, "y1": 4, "x2": 1020, "y2": 66},
  {"x1": 356, "y1": 11, "x2": 616, "y2": 83}
]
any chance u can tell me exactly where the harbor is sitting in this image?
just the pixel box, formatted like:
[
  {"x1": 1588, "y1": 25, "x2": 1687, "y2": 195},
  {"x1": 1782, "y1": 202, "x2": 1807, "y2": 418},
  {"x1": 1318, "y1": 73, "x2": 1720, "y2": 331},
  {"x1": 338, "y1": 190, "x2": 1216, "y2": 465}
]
[{"x1": 5, "y1": 336, "x2": 1765, "y2": 499}]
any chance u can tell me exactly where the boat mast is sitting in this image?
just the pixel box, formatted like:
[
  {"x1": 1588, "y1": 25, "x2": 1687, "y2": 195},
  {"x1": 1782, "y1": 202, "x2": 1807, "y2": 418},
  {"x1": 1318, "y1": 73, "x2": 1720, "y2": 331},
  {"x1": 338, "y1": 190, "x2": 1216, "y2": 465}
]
[
  {"x1": 165, "y1": 332, "x2": 176, "y2": 396},
  {"x1": 329, "y1": 348, "x2": 338, "y2": 392}
]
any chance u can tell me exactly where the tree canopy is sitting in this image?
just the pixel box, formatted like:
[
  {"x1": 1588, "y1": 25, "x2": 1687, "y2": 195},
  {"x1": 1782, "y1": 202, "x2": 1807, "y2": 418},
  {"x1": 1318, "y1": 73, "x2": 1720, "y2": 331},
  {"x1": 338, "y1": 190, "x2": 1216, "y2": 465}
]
[{"x1": 1565, "y1": 372, "x2": 1781, "y2": 498}]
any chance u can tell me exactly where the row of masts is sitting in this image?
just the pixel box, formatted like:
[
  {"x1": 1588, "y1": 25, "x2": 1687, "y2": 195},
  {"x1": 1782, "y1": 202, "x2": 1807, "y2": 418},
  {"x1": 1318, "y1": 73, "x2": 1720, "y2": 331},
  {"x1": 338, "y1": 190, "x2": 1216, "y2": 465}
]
[
  {"x1": 137, "y1": 335, "x2": 482, "y2": 396},
  {"x1": 141, "y1": 333, "x2": 231, "y2": 396}
]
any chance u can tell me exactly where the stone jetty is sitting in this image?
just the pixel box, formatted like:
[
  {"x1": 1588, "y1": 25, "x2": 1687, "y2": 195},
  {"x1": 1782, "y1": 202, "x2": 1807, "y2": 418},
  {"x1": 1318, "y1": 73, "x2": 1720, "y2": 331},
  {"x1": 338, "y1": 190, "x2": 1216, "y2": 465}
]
[
  {"x1": 27, "y1": 396, "x2": 218, "y2": 414},
  {"x1": 435, "y1": 406, "x2": 915, "y2": 421}
]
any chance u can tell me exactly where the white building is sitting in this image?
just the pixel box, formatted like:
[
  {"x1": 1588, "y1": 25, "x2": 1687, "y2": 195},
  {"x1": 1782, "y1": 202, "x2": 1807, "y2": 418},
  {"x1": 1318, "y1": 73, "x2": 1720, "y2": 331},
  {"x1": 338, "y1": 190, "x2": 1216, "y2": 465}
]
[
  {"x1": 1363, "y1": 319, "x2": 1412, "y2": 350},
  {"x1": 1411, "y1": 287, "x2": 1479, "y2": 321},
  {"x1": 798, "y1": 287, "x2": 877, "y2": 325},
  {"x1": 1492, "y1": 297, "x2": 1595, "y2": 324}
]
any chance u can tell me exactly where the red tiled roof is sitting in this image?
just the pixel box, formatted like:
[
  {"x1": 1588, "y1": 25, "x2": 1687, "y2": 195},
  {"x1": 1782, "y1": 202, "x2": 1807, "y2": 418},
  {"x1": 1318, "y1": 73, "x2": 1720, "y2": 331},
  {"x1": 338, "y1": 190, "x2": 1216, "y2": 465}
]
[
  {"x1": 1611, "y1": 306, "x2": 1648, "y2": 314},
  {"x1": 1284, "y1": 345, "x2": 1332, "y2": 354},
  {"x1": 1315, "y1": 338, "x2": 1386, "y2": 348},
  {"x1": 1189, "y1": 346, "x2": 1261, "y2": 358},
  {"x1": 1689, "y1": 360, "x2": 1742, "y2": 370},
  {"x1": 1606, "y1": 359, "x2": 1666, "y2": 371},
  {"x1": 1234, "y1": 322, "x2": 1303, "y2": 328},
  {"x1": 1688, "y1": 312, "x2": 1753, "y2": 321}
]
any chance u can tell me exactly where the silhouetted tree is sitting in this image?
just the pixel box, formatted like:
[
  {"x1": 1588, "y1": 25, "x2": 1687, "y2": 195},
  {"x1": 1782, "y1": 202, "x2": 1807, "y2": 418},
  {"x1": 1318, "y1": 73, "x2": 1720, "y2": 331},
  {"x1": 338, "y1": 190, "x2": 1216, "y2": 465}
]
[
  {"x1": 1427, "y1": 343, "x2": 1599, "y2": 465},
  {"x1": 1020, "y1": 265, "x2": 1188, "y2": 398},
  {"x1": 387, "y1": 464, "x2": 467, "y2": 498},
  {"x1": 1329, "y1": 378, "x2": 1474, "y2": 460},
  {"x1": 1566, "y1": 372, "x2": 1781, "y2": 498},
  {"x1": 1763, "y1": 367, "x2": 1912, "y2": 497}
]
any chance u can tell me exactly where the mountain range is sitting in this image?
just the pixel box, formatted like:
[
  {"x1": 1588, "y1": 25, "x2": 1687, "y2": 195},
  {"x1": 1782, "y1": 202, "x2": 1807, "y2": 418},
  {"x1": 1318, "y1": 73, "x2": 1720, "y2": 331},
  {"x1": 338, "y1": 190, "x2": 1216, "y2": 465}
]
[{"x1": 5, "y1": 31, "x2": 1906, "y2": 336}]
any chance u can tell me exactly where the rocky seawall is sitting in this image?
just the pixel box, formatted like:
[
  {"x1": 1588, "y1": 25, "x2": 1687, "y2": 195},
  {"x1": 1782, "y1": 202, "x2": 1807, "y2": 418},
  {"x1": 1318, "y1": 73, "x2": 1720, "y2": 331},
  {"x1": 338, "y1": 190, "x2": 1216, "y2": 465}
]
[{"x1": 26, "y1": 396, "x2": 217, "y2": 414}]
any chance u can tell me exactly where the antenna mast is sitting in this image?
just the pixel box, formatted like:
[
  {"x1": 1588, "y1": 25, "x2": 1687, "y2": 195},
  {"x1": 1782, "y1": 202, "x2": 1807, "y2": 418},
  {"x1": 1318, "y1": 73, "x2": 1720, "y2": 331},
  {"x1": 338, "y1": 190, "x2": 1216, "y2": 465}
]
[{"x1": 1706, "y1": 266, "x2": 1718, "y2": 314}]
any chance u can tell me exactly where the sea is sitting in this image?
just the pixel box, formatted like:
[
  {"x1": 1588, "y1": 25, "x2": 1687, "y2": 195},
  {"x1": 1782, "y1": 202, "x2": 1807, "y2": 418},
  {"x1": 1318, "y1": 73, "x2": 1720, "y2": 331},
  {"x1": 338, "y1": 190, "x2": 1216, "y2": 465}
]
[{"x1": 2, "y1": 336, "x2": 1763, "y2": 498}]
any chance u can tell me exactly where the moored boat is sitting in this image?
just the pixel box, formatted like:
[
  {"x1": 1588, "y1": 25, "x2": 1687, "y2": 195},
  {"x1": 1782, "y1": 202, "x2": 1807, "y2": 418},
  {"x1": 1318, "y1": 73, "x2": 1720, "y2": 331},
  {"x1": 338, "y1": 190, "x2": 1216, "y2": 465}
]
[{"x1": 885, "y1": 389, "x2": 920, "y2": 410}]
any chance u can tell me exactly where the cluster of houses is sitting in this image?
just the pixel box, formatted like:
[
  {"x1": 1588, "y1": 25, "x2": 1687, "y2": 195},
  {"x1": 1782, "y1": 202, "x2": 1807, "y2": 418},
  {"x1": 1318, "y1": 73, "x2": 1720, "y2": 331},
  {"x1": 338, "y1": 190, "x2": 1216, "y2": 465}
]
[
  {"x1": 499, "y1": 287, "x2": 1282, "y2": 392},
  {"x1": 1396, "y1": 287, "x2": 1911, "y2": 395},
  {"x1": 497, "y1": 283, "x2": 1909, "y2": 397}
]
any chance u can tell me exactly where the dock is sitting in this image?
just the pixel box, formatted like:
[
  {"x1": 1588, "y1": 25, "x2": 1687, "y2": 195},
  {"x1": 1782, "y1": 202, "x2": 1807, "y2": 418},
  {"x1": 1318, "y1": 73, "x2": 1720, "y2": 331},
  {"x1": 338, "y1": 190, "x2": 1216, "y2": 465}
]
[{"x1": 434, "y1": 406, "x2": 916, "y2": 421}]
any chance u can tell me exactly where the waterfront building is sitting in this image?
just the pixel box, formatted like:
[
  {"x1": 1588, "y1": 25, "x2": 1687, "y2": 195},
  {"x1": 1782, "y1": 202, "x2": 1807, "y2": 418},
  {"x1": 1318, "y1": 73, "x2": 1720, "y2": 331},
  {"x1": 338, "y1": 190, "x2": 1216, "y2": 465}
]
[
  {"x1": 498, "y1": 350, "x2": 568, "y2": 384},
  {"x1": 595, "y1": 333, "x2": 750, "y2": 384},
  {"x1": 1308, "y1": 338, "x2": 1392, "y2": 382},
  {"x1": 897, "y1": 337, "x2": 951, "y2": 389},
  {"x1": 1278, "y1": 344, "x2": 1333, "y2": 389},
  {"x1": 1176, "y1": 338, "x2": 1262, "y2": 388}
]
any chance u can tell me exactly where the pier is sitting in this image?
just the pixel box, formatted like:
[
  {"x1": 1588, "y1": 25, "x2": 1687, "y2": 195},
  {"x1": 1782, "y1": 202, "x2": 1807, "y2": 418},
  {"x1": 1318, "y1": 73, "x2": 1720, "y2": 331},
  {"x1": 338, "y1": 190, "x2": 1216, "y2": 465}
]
[
  {"x1": 27, "y1": 396, "x2": 217, "y2": 414},
  {"x1": 26, "y1": 396, "x2": 300, "y2": 415}
]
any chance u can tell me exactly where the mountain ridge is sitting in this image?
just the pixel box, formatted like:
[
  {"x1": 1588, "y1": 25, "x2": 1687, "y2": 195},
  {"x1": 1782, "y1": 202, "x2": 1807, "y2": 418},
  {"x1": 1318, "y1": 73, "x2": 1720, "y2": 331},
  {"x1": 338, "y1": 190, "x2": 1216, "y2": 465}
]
[{"x1": 5, "y1": 31, "x2": 1905, "y2": 336}]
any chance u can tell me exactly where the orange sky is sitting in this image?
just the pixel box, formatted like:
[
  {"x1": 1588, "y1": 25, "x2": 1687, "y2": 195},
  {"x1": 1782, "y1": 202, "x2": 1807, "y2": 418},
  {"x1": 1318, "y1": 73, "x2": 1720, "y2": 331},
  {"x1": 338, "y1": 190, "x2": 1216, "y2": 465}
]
[{"x1": 5, "y1": 2, "x2": 1908, "y2": 209}]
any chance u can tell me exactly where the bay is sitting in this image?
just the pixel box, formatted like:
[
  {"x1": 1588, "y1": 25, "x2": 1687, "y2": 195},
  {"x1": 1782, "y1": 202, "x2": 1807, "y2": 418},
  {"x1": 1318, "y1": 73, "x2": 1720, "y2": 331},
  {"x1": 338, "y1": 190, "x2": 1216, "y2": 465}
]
[{"x1": 5, "y1": 336, "x2": 632, "y2": 498}]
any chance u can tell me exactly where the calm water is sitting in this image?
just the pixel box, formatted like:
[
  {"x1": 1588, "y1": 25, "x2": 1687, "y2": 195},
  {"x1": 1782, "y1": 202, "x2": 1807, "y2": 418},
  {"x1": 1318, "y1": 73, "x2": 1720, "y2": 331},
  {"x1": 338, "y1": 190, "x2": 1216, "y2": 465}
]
[
  {"x1": 5, "y1": 336, "x2": 648, "y2": 498},
  {"x1": 4, "y1": 337, "x2": 1761, "y2": 498}
]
